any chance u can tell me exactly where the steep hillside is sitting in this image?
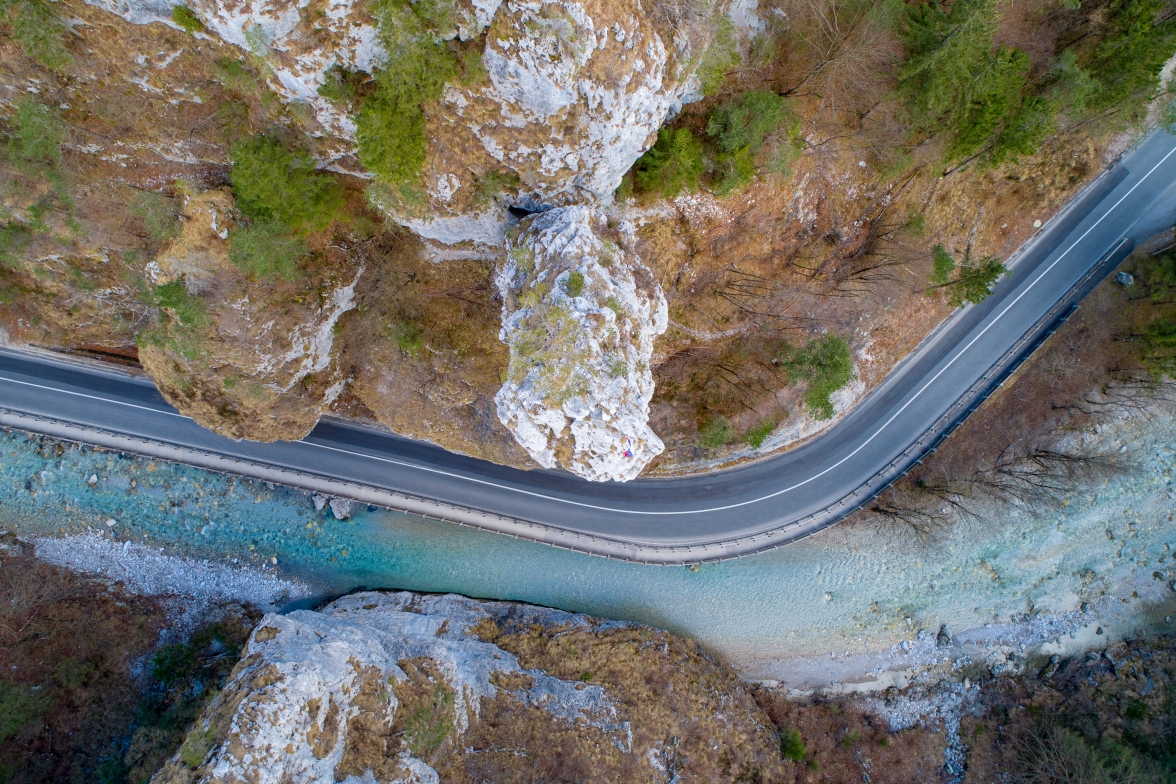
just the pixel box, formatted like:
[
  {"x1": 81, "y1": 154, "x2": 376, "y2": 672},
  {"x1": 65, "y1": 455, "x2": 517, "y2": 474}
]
[{"x1": 1, "y1": 0, "x2": 1173, "y2": 475}]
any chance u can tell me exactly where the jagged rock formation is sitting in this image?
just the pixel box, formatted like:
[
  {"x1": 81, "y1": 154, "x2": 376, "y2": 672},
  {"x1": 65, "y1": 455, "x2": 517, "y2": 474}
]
[
  {"x1": 405, "y1": 0, "x2": 714, "y2": 247},
  {"x1": 495, "y1": 206, "x2": 667, "y2": 481},
  {"x1": 152, "y1": 591, "x2": 787, "y2": 784},
  {"x1": 81, "y1": 0, "x2": 712, "y2": 478},
  {"x1": 138, "y1": 185, "x2": 361, "y2": 442}
]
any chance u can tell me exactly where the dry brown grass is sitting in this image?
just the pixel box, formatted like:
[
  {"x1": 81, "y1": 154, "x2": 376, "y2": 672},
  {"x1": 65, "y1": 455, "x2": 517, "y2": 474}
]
[
  {"x1": 0, "y1": 535, "x2": 164, "y2": 783},
  {"x1": 464, "y1": 617, "x2": 792, "y2": 783},
  {"x1": 872, "y1": 241, "x2": 1176, "y2": 534},
  {"x1": 753, "y1": 688, "x2": 946, "y2": 784}
]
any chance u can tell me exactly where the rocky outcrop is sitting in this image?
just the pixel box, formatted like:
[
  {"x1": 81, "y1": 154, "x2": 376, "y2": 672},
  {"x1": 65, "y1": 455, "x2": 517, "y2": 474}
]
[
  {"x1": 495, "y1": 207, "x2": 667, "y2": 481},
  {"x1": 152, "y1": 591, "x2": 786, "y2": 784},
  {"x1": 139, "y1": 185, "x2": 361, "y2": 442},
  {"x1": 409, "y1": 0, "x2": 714, "y2": 247},
  {"x1": 82, "y1": 0, "x2": 711, "y2": 477},
  {"x1": 84, "y1": 0, "x2": 383, "y2": 166}
]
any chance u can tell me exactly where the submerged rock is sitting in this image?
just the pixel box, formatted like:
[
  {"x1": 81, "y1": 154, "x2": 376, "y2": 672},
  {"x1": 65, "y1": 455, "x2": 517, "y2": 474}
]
[
  {"x1": 495, "y1": 206, "x2": 667, "y2": 481},
  {"x1": 151, "y1": 591, "x2": 786, "y2": 784}
]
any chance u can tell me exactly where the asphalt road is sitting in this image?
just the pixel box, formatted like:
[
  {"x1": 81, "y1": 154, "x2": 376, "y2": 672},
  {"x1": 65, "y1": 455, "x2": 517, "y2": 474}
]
[{"x1": 3, "y1": 131, "x2": 1176, "y2": 563}]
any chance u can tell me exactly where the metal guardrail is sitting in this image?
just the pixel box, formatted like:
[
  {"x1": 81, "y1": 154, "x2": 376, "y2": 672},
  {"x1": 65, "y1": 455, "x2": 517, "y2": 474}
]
[{"x1": 0, "y1": 238, "x2": 1141, "y2": 565}]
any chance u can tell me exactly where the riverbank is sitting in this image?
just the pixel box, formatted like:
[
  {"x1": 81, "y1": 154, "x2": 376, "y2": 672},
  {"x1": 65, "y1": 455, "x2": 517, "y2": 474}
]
[
  {"x1": 5, "y1": 534, "x2": 1174, "y2": 783},
  {"x1": 0, "y1": 388, "x2": 1172, "y2": 688}
]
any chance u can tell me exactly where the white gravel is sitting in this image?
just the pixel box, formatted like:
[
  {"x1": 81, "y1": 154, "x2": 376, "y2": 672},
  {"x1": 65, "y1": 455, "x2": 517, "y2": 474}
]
[{"x1": 34, "y1": 532, "x2": 314, "y2": 612}]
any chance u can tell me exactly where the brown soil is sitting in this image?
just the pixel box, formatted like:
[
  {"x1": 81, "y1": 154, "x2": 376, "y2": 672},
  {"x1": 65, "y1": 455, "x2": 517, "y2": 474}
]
[
  {"x1": 0, "y1": 535, "x2": 165, "y2": 782},
  {"x1": 870, "y1": 233, "x2": 1176, "y2": 533}
]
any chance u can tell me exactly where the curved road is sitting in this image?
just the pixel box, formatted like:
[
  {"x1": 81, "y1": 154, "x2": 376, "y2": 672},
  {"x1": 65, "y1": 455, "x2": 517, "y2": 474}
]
[{"x1": 3, "y1": 132, "x2": 1176, "y2": 564}]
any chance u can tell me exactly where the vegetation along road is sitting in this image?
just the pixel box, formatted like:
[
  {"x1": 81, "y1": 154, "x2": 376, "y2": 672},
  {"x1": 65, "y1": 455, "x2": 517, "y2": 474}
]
[{"x1": 1, "y1": 132, "x2": 1176, "y2": 564}]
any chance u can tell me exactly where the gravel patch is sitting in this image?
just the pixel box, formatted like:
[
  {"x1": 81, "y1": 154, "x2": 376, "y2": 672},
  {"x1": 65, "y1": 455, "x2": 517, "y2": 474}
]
[{"x1": 34, "y1": 532, "x2": 315, "y2": 632}]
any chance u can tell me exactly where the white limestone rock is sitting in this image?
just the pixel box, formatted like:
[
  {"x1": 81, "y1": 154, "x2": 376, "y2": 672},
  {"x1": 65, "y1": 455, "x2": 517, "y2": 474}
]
[
  {"x1": 495, "y1": 206, "x2": 667, "y2": 481},
  {"x1": 151, "y1": 592, "x2": 621, "y2": 784},
  {"x1": 84, "y1": 0, "x2": 386, "y2": 159},
  {"x1": 417, "y1": 0, "x2": 716, "y2": 245}
]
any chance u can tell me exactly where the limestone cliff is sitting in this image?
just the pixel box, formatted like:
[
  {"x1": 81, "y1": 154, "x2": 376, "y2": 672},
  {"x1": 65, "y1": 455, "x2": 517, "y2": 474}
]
[
  {"x1": 151, "y1": 591, "x2": 787, "y2": 784},
  {"x1": 495, "y1": 206, "x2": 666, "y2": 480},
  {"x1": 76, "y1": 0, "x2": 710, "y2": 478},
  {"x1": 139, "y1": 185, "x2": 361, "y2": 442},
  {"x1": 403, "y1": 0, "x2": 713, "y2": 247}
]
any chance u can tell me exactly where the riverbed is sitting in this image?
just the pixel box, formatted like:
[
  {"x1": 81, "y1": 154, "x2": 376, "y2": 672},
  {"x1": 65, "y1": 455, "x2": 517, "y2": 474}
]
[{"x1": 3, "y1": 402, "x2": 1175, "y2": 687}]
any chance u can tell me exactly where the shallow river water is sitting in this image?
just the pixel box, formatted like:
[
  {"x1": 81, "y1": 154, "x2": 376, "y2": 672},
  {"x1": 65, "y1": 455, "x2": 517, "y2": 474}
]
[{"x1": 2, "y1": 406, "x2": 1175, "y2": 682}]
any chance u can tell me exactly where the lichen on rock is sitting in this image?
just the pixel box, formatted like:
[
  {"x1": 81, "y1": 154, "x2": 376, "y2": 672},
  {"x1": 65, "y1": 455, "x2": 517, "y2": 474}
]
[
  {"x1": 151, "y1": 590, "x2": 787, "y2": 784},
  {"x1": 408, "y1": 0, "x2": 716, "y2": 246},
  {"x1": 495, "y1": 206, "x2": 667, "y2": 481},
  {"x1": 150, "y1": 592, "x2": 622, "y2": 784}
]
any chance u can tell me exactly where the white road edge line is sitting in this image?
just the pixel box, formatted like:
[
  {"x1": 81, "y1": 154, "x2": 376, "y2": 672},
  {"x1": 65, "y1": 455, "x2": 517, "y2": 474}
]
[{"x1": 3, "y1": 144, "x2": 1174, "y2": 520}]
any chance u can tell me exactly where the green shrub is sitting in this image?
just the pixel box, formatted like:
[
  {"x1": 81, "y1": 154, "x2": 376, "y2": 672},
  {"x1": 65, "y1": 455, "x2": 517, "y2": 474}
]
[
  {"x1": 711, "y1": 145, "x2": 756, "y2": 196},
  {"x1": 0, "y1": 223, "x2": 32, "y2": 269},
  {"x1": 696, "y1": 13, "x2": 740, "y2": 97},
  {"x1": 0, "y1": 0, "x2": 72, "y2": 70},
  {"x1": 927, "y1": 245, "x2": 1005, "y2": 306},
  {"x1": 317, "y1": 64, "x2": 375, "y2": 109},
  {"x1": 950, "y1": 255, "x2": 1004, "y2": 307},
  {"x1": 228, "y1": 135, "x2": 346, "y2": 233},
  {"x1": 905, "y1": 212, "x2": 926, "y2": 237},
  {"x1": 5, "y1": 97, "x2": 63, "y2": 175},
  {"x1": 228, "y1": 219, "x2": 309, "y2": 281},
  {"x1": 355, "y1": 0, "x2": 459, "y2": 189},
  {"x1": 707, "y1": 90, "x2": 795, "y2": 159},
  {"x1": 614, "y1": 172, "x2": 634, "y2": 203},
  {"x1": 1132, "y1": 249, "x2": 1176, "y2": 302},
  {"x1": 212, "y1": 57, "x2": 263, "y2": 96},
  {"x1": 699, "y1": 416, "x2": 734, "y2": 448},
  {"x1": 131, "y1": 190, "x2": 181, "y2": 245},
  {"x1": 930, "y1": 243, "x2": 955, "y2": 285},
  {"x1": 1083, "y1": 0, "x2": 1176, "y2": 114},
  {"x1": 565, "y1": 270, "x2": 585, "y2": 297},
  {"x1": 780, "y1": 727, "x2": 806, "y2": 762},
  {"x1": 460, "y1": 46, "x2": 488, "y2": 86},
  {"x1": 0, "y1": 681, "x2": 50, "y2": 744},
  {"x1": 1141, "y1": 317, "x2": 1176, "y2": 377},
  {"x1": 151, "y1": 280, "x2": 207, "y2": 329},
  {"x1": 898, "y1": 0, "x2": 1037, "y2": 162},
  {"x1": 151, "y1": 644, "x2": 199, "y2": 687},
  {"x1": 1049, "y1": 51, "x2": 1099, "y2": 118},
  {"x1": 745, "y1": 418, "x2": 775, "y2": 449},
  {"x1": 634, "y1": 127, "x2": 705, "y2": 199},
  {"x1": 782, "y1": 335, "x2": 855, "y2": 420},
  {"x1": 473, "y1": 170, "x2": 521, "y2": 207},
  {"x1": 402, "y1": 679, "x2": 455, "y2": 757},
  {"x1": 393, "y1": 319, "x2": 424, "y2": 356},
  {"x1": 171, "y1": 4, "x2": 204, "y2": 33}
]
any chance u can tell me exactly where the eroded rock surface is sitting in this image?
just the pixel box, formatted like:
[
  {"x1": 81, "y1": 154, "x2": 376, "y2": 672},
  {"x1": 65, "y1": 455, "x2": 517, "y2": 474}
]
[
  {"x1": 409, "y1": 0, "x2": 713, "y2": 246},
  {"x1": 85, "y1": 0, "x2": 384, "y2": 164},
  {"x1": 81, "y1": 0, "x2": 707, "y2": 477},
  {"x1": 139, "y1": 185, "x2": 361, "y2": 442},
  {"x1": 152, "y1": 591, "x2": 786, "y2": 784},
  {"x1": 495, "y1": 206, "x2": 666, "y2": 481}
]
